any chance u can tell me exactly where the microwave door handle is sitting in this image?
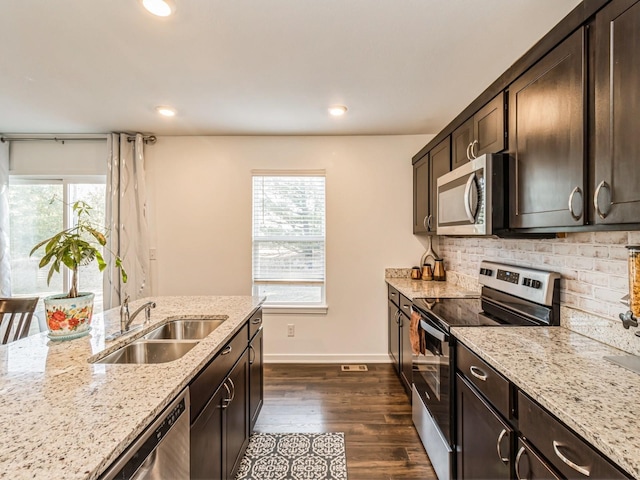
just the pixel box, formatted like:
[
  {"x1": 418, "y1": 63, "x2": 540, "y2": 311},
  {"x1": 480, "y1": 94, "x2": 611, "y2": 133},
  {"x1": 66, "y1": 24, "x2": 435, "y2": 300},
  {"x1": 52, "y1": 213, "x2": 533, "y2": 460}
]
[{"x1": 463, "y1": 173, "x2": 478, "y2": 223}]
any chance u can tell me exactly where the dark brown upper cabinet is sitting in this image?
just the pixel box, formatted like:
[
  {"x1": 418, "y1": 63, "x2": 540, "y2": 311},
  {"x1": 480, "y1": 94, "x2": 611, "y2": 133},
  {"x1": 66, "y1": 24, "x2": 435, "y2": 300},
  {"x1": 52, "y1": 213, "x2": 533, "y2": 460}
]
[
  {"x1": 593, "y1": 0, "x2": 640, "y2": 225},
  {"x1": 413, "y1": 137, "x2": 451, "y2": 234},
  {"x1": 452, "y1": 93, "x2": 507, "y2": 170},
  {"x1": 509, "y1": 28, "x2": 586, "y2": 229}
]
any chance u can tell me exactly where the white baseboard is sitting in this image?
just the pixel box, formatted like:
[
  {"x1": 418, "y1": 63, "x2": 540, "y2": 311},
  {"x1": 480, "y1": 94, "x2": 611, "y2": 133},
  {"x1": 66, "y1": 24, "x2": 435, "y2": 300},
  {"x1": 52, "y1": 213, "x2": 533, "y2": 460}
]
[{"x1": 264, "y1": 353, "x2": 392, "y2": 364}]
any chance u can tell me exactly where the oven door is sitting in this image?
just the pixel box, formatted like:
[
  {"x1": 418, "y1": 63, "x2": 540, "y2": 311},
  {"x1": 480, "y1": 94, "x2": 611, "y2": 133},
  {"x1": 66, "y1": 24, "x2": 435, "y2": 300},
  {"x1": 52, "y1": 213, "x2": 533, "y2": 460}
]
[{"x1": 412, "y1": 314, "x2": 452, "y2": 445}]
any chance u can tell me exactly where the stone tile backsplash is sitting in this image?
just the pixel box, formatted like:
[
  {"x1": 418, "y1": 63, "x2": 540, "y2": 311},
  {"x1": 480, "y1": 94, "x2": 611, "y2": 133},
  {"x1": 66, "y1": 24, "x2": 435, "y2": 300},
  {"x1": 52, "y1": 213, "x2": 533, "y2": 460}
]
[{"x1": 438, "y1": 231, "x2": 640, "y2": 354}]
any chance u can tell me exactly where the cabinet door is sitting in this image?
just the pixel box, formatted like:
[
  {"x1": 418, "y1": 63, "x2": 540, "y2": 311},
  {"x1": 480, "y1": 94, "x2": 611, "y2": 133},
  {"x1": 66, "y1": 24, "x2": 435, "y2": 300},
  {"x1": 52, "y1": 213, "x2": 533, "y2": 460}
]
[
  {"x1": 399, "y1": 311, "x2": 412, "y2": 392},
  {"x1": 452, "y1": 93, "x2": 505, "y2": 170},
  {"x1": 515, "y1": 439, "x2": 562, "y2": 480},
  {"x1": 413, "y1": 153, "x2": 430, "y2": 234},
  {"x1": 249, "y1": 327, "x2": 264, "y2": 429},
  {"x1": 594, "y1": 0, "x2": 640, "y2": 224},
  {"x1": 429, "y1": 137, "x2": 451, "y2": 233},
  {"x1": 226, "y1": 351, "x2": 250, "y2": 480},
  {"x1": 191, "y1": 383, "x2": 226, "y2": 480},
  {"x1": 475, "y1": 92, "x2": 506, "y2": 158},
  {"x1": 509, "y1": 28, "x2": 586, "y2": 228},
  {"x1": 452, "y1": 117, "x2": 474, "y2": 170},
  {"x1": 456, "y1": 374, "x2": 512, "y2": 480},
  {"x1": 388, "y1": 300, "x2": 400, "y2": 372}
]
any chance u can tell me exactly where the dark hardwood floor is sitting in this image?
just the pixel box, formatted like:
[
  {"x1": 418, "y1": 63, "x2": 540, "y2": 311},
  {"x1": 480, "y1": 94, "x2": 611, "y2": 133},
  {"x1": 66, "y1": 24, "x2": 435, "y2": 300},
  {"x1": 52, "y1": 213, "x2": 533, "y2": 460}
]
[{"x1": 254, "y1": 363, "x2": 437, "y2": 480}]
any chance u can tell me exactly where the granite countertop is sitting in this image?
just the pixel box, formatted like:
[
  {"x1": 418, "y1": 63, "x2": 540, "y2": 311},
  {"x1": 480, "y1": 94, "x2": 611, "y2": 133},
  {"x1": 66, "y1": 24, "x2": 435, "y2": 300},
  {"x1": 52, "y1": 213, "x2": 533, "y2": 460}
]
[
  {"x1": 0, "y1": 295, "x2": 263, "y2": 480},
  {"x1": 386, "y1": 276, "x2": 480, "y2": 301},
  {"x1": 452, "y1": 326, "x2": 640, "y2": 479}
]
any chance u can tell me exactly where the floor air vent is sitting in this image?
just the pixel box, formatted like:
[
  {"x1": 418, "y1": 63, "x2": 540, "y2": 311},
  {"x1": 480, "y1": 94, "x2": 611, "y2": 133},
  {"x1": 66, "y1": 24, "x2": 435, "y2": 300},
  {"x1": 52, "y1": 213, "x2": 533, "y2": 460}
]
[{"x1": 341, "y1": 364, "x2": 368, "y2": 372}]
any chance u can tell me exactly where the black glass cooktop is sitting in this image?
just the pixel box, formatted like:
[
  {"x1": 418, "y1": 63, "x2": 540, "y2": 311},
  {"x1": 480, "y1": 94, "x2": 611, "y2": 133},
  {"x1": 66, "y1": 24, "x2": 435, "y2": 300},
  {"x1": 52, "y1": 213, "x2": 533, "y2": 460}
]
[{"x1": 412, "y1": 297, "x2": 497, "y2": 331}]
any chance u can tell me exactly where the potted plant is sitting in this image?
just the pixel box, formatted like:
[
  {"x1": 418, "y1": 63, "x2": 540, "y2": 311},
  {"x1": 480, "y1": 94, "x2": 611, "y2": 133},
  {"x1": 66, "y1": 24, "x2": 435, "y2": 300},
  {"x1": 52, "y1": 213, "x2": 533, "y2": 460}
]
[{"x1": 30, "y1": 200, "x2": 127, "y2": 340}]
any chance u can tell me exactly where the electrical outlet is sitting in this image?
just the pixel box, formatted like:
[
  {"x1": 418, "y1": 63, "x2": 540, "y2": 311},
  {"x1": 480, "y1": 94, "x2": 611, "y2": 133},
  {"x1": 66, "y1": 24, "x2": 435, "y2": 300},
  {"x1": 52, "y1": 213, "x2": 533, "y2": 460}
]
[
  {"x1": 149, "y1": 248, "x2": 157, "y2": 261},
  {"x1": 287, "y1": 324, "x2": 295, "y2": 337}
]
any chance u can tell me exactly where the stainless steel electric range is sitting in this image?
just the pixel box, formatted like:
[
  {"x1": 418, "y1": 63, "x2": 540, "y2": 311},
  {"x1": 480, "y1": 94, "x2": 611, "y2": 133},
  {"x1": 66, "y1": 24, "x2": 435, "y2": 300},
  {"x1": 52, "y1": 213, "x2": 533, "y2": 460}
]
[{"x1": 410, "y1": 260, "x2": 560, "y2": 480}]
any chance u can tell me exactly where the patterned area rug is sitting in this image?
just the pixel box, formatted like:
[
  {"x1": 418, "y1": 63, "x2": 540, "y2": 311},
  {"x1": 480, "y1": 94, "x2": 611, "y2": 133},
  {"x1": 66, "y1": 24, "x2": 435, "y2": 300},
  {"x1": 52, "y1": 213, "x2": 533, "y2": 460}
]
[{"x1": 236, "y1": 432, "x2": 348, "y2": 480}]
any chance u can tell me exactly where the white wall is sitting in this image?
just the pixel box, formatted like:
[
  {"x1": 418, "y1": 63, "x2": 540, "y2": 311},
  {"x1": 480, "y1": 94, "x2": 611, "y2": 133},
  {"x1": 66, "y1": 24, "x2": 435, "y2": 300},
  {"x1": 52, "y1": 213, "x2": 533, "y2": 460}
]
[
  {"x1": 146, "y1": 135, "x2": 431, "y2": 362},
  {"x1": 9, "y1": 138, "x2": 107, "y2": 176}
]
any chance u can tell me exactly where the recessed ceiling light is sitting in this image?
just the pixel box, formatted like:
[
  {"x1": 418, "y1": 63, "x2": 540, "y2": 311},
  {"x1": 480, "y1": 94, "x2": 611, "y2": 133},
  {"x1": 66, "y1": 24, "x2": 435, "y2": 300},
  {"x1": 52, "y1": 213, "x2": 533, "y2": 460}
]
[
  {"x1": 156, "y1": 106, "x2": 176, "y2": 117},
  {"x1": 141, "y1": 0, "x2": 176, "y2": 17},
  {"x1": 328, "y1": 105, "x2": 348, "y2": 116}
]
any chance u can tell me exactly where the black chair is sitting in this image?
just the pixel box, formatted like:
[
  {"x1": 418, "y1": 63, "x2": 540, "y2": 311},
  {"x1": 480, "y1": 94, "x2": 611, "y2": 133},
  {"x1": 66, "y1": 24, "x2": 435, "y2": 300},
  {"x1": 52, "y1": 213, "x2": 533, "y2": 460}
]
[{"x1": 0, "y1": 297, "x2": 39, "y2": 344}]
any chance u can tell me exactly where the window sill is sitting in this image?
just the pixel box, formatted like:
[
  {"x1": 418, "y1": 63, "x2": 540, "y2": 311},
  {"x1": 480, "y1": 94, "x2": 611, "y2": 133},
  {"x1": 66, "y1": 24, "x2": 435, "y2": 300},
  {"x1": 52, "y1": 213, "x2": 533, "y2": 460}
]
[{"x1": 262, "y1": 304, "x2": 329, "y2": 315}]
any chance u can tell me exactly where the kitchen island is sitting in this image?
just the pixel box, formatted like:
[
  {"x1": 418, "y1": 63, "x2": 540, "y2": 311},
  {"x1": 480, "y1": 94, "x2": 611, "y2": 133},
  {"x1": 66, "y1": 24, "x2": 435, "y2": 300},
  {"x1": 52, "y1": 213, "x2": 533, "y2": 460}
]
[
  {"x1": 453, "y1": 326, "x2": 640, "y2": 479},
  {"x1": 0, "y1": 295, "x2": 263, "y2": 480}
]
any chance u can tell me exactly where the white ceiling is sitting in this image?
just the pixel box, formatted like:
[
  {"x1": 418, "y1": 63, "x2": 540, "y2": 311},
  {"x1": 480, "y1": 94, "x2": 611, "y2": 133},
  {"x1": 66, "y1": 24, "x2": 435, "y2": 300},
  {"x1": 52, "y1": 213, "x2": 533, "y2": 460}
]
[{"x1": 0, "y1": 0, "x2": 581, "y2": 136}]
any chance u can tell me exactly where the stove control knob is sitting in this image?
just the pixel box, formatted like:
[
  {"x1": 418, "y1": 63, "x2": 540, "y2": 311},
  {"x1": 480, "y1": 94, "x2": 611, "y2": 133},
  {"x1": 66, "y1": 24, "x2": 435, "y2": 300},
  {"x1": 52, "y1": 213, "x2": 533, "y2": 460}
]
[
  {"x1": 523, "y1": 278, "x2": 532, "y2": 287},
  {"x1": 531, "y1": 280, "x2": 542, "y2": 289}
]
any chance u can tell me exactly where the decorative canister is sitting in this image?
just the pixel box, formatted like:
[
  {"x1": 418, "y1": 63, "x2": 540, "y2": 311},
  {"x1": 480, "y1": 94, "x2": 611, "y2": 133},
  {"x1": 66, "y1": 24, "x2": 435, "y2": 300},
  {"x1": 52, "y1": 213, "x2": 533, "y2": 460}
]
[{"x1": 628, "y1": 246, "x2": 640, "y2": 319}]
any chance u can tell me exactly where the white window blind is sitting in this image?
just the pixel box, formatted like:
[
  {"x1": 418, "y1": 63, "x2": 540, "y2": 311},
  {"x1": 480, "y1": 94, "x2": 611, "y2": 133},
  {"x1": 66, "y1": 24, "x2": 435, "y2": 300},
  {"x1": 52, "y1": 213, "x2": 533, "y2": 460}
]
[{"x1": 252, "y1": 173, "x2": 326, "y2": 305}]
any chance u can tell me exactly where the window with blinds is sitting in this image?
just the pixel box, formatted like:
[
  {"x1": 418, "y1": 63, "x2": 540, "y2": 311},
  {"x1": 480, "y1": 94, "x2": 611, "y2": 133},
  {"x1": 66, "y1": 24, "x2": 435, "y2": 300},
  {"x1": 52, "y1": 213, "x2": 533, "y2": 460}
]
[{"x1": 252, "y1": 173, "x2": 326, "y2": 305}]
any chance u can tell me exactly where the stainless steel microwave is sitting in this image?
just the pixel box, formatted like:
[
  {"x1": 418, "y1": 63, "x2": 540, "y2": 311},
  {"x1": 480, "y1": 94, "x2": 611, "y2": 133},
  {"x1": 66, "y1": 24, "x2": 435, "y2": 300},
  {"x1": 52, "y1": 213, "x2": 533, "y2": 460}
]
[{"x1": 436, "y1": 153, "x2": 508, "y2": 235}]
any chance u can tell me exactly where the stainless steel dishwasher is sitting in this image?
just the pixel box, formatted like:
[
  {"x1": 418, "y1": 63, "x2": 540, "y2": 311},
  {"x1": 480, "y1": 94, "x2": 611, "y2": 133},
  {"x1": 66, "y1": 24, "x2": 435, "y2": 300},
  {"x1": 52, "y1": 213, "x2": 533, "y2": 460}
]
[{"x1": 100, "y1": 388, "x2": 190, "y2": 480}]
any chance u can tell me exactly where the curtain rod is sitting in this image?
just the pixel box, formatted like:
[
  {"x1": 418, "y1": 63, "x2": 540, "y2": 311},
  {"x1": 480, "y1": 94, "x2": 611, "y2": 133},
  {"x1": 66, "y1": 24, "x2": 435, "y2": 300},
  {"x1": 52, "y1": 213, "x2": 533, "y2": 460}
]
[{"x1": 0, "y1": 135, "x2": 157, "y2": 144}]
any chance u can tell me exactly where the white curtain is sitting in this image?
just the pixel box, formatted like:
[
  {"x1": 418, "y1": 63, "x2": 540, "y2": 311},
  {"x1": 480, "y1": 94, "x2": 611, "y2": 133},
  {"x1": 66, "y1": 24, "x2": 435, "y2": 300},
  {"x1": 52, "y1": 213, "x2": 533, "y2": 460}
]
[
  {"x1": 0, "y1": 141, "x2": 11, "y2": 297},
  {"x1": 104, "y1": 133, "x2": 151, "y2": 309}
]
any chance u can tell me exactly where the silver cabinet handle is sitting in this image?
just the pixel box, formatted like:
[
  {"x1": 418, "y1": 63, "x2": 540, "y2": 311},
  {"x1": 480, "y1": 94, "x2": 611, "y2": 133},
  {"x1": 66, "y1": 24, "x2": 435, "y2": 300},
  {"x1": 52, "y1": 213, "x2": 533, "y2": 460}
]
[
  {"x1": 593, "y1": 180, "x2": 611, "y2": 219},
  {"x1": 496, "y1": 429, "x2": 509, "y2": 464},
  {"x1": 221, "y1": 345, "x2": 232, "y2": 355},
  {"x1": 463, "y1": 173, "x2": 479, "y2": 223},
  {"x1": 568, "y1": 186, "x2": 583, "y2": 221},
  {"x1": 552, "y1": 440, "x2": 591, "y2": 477},
  {"x1": 249, "y1": 344, "x2": 255, "y2": 364},
  {"x1": 228, "y1": 377, "x2": 236, "y2": 403},
  {"x1": 423, "y1": 215, "x2": 428, "y2": 230},
  {"x1": 395, "y1": 310, "x2": 401, "y2": 325},
  {"x1": 469, "y1": 365, "x2": 488, "y2": 381},
  {"x1": 426, "y1": 214, "x2": 433, "y2": 231},
  {"x1": 466, "y1": 142, "x2": 473, "y2": 161},
  {"x1": 471, "y1": 139, "x2": 479, "y2": 159},
  {"x1": 515, "y1": 446, "x2": 527, "y2": 480},
  {"x1": 222, "y1": 381, "x2": 232, "y2": 409},
  {"x1": 252, "y1": 317, "x2": 262, "y2": 325}
]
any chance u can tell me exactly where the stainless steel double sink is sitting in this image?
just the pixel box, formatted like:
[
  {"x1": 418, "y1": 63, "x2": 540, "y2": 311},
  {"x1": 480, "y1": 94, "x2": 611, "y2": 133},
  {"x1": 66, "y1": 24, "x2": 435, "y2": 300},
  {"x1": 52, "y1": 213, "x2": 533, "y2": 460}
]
[{"x1": 94, "y1": 319, "x2": 225, "y2": 365}]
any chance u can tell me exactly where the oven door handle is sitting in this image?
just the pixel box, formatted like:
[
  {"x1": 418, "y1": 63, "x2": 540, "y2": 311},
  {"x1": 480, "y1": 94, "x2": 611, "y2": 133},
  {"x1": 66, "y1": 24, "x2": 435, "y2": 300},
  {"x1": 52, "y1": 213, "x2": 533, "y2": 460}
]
[{"x1": 419, "y1": 319, "x2": 446, "y2": 342}]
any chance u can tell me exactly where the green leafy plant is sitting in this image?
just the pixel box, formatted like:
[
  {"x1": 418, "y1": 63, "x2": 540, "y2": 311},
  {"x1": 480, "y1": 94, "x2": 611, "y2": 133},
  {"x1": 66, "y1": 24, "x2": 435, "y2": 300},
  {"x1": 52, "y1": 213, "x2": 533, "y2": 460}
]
[{"x1": 30, "y1": 200, "x2": 127, "y2": 298}]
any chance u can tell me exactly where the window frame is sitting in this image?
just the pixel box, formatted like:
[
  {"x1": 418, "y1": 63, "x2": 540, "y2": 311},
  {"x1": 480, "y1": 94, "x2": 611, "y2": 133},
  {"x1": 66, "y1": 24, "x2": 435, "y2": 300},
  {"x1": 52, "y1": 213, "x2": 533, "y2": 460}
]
[
  {"x1": 7, "y1": 175, "x2": 107, "y2": 318},
  {"x1": 251, "y1": 170, "x2": 327, "y2": 313}
]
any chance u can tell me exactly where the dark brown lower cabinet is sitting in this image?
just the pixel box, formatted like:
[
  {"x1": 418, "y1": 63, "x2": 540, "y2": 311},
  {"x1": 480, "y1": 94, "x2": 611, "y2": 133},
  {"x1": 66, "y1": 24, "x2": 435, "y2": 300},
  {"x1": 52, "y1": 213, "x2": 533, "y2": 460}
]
[
  {"x1": 518, "y1": 391, "x2": 628, "y2": 480},
  {"x1": 388, "y1": 299, "x2": 400, "y2": 372},
  {"x1": 249, "y1": 326, "x2": 264, "y2": 429},
  {"x1": 456, "y1": 374, "x2": 512, "y2": 479},
  {"x1": 399, "y1": 307, "x2": 412, "y2": 393},
  {"x1": 191, "y1": 350, "x2": 249, "y2": 480},
  {"x1": 515, "y1": 439, "x2": 562, "y2": 480}
]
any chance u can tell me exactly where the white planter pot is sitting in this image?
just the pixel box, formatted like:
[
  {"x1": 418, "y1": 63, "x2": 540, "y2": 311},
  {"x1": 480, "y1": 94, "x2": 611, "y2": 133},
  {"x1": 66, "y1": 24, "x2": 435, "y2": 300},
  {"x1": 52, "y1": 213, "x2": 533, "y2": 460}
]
[{"x1": 44, "y1": 292, "x2": 95, "y2": 340}]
